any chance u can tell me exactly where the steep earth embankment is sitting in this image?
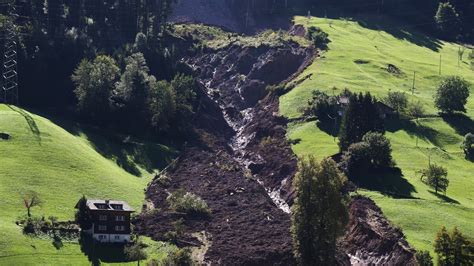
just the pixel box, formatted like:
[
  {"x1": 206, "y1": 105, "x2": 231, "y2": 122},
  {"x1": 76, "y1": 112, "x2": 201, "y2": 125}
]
[
  {"x1": 341, "y1": 196, "x2": 417, "y2": 265},
  {"x1": 137, "y1": 34, "x2": 417, "y2": 264}
]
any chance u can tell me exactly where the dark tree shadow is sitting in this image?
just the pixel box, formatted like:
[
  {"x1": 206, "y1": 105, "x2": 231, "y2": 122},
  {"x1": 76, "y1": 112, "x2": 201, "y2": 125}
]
[
  {"x1": 316, "y1": 118, "x2": 340, "y2": 138},
  {"x1": 79, "y1": 233, "x2": 128, "y2": 266},
  {"x1": 295, "y1": 8, "x2": 442, "y2": 51},
  {"x1": 428, "y1": 191, "x2": 460, "y2": 204},
  {"x1": 354, "y1": 167, "x2": 417, "y2": 199},
  {"x1": 441, "y1": 113, "x2": 474, "y2": 137},
  {"x1": 8, "y1": 105, "x2": 41, "y2": 143},
  {"x1": 25, "y1": 109, "x2": 178, "y2": 177},
  {"x1": 386, "y1": 118, "x2": 444, "y2": 147},
  {"x1": 354, "y1": 17, "x2": 442, "y2": 52}
]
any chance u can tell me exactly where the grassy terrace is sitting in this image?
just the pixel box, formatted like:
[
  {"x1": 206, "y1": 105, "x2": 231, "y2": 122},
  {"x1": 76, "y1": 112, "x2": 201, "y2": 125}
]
[
  {"x1": 281, "y1": 16, "x2": 474, "y2": 254},
  {"x1": 0, "y1": 104, "x2": 176, "y2": 265}
]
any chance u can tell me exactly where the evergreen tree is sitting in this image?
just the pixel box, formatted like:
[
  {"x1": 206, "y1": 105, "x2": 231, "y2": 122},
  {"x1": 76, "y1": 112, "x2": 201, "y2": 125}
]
[
  {"x1": 291, "y1": 157, "x2": 349, "y2": 265},
  {"x1": 434, "y1": 226, "x2": 452, "y2": 265},
  {"x1": 435, "y1": 2, "x2": 461, "y2": 39},
  {"x1": 339, "y1": 93, "x2": 384, "y2": 151},
  {"x1": 434, "y1": 226, "x2": 473, "y2": 265}
]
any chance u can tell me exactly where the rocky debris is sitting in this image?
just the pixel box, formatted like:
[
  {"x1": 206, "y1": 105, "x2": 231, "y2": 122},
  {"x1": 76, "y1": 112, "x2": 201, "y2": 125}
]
[
  {"x1": 137, "y1": 41, "x2": 313, "y2": 265},
  {"x1": 340, "y1": 196, "x2": 417, "y2": 265},
  {"x1": 289, "y1": 24, "x2": 306, "y2": 37},
  {"x1": 137, "y1": 28, "x2": 417, "y2": 265}
]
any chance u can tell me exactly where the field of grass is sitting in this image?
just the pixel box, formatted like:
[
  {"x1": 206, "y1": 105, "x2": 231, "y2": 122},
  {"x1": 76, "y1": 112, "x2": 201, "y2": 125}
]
[
  {"x1": 281, "y1": 16, "x2": 474, "y2": 255},
  {"x1": 0, "y1": 104, "x2": 176, "y2": 265}
]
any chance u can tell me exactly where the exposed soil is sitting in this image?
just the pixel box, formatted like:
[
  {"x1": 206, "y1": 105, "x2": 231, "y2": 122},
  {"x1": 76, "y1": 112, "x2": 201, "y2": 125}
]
[
  {"x1": 136, "y1": 42, "x2": 312, "y2": 265},
  {"x1": 136, "y1": 29, "x2": 416, "y2": 265},
  {"x1": 340, "y1": 196, "x2": 417, "y2": 265}
]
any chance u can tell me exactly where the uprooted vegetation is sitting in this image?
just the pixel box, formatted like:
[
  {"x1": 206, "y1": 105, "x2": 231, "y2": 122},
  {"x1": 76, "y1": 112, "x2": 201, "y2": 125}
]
[{"x1": 167, "y1": 190, "x2": 211, "y2": 217}]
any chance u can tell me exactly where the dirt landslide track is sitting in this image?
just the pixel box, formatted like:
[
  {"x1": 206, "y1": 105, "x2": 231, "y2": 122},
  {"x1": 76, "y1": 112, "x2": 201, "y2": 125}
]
[{"x1": 135, "y1": 35, "x2": 417, "y2": 265}]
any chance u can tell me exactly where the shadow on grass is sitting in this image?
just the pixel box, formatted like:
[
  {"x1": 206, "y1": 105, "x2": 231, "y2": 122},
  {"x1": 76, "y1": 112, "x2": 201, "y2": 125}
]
[
  {"x1": 386, "y1": 118, "x2": 444, "y2": 147},
  {"x1": 29, "y1": 110, "x2": 178, "y2": 177},
  {"x1": 316, "y1": 118, "x2": 340, "y2": 138},
  {"x1": 355, "y1": 17, "x2": 442, "y2": 52},
  {"x1": 79, "y1": 233, "x2": 127, "y2": 266},
  {"x1": 441, "y1": 113, "x2": 474, "y2": 137},
  {"x1": 8, "y1": 105, "x2": 41, "y2": 143},
  {"x1": 428, "y1": 191, "x2": 460, "y2": 204},
  {"x1": 301, "y1": 8, "x2": 442, "y2": 51},
  {"x1": 355, "y1": 167, "x2": 417, "y2": 199}
]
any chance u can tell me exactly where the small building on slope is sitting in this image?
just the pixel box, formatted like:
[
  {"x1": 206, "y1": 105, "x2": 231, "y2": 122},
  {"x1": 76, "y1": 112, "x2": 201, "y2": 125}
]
[{"x1": 75, "y1": 199, "x2": 134, "y2": 243}]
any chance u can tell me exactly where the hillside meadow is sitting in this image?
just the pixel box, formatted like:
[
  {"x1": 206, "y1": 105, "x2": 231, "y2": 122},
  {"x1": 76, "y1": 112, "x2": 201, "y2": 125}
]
[
  {"x1": 281, "y1": 16, "x2": 474, "y2": 254},
  {"x1": 0, "y1": 104, "x2": 176, "y2": 265}
]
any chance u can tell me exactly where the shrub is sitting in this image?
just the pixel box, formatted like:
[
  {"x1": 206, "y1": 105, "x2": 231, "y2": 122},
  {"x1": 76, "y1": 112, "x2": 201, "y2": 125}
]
[
  {"x1": 306, "y1": 26, "x2": 330, "y2": 49},
  {"x1": 161, "y1": 248, "x2": 193, "y2": 266},
  {"x1": 407, "y1": 101, "x2": 425, "y2": 120},
  {"x1": 362, "y1": 132, "x2": 393, "y2": 169},
  {"x1": 434, "y1": 76, "x2": 470, "y2": 114},
  {"x1": 167, "y1": 190, "x2": 211, "y2": 217},
  {"x1": 341, "y1": 132, "x2": 394, "y2": 178},
  {"x1": 462, "y1": 133, "x2": 474, "y2": 158},
  {"x1": 303, "y1": 90, "x2": 339, "y2": 119},
  {"x1": 384, "y1": 91, "x2": 408, "y2": 113}
]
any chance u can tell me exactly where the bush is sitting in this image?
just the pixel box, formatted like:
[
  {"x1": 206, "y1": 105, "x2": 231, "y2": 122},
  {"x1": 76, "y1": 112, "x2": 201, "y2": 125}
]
[
  {"x1": 303, "y1": 90, "x2": 339, "y2": 120},
  {"x1": 362, "y1": 132, "x2": 393, "y2": 169},
  {"x1": 384, "y1": 91, "x2": 408, "y2": 113},
  {"x1": 306, "y1": 26, "x2": 330, "y2": 49},
  {"x1": 167, "y1": 190, "x2": 211, "y2": 217},
  {"x1": 407, "y1": 101, "x2": 425, "y2": 120},
  {"x1": 434, "y1": 76, "x2": 470, "y2": 114},
  {"x1": 341, "y1": 132, "x2": 394, "y2": 178},
  {"x1": 462, "y1": 133, "x2": 474, "y2": 158},
  {"x1": 161, "y1": 248, "x2": 193, "y2": 266}
]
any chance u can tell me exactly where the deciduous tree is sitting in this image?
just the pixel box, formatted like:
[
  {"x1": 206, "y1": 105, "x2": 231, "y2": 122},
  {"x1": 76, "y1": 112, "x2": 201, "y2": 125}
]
[
  {"x1": 420, "y1": 164, "x2": 449, "y2": 194},
  {"x1": 291, "y1": 157, "x2": 348, "y2": 265},
  {"x1": 434, "y1": 76, "x2": 470, "y2": 114}
]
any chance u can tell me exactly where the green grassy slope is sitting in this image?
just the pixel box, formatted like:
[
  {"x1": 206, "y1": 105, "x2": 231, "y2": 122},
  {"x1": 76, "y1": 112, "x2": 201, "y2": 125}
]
[
  {"x1": 0, "y1": 104, "x2": 174, "y2": 265},
  {"x1": 281, "y1": 16, "x2": 474, "y2": 255}
]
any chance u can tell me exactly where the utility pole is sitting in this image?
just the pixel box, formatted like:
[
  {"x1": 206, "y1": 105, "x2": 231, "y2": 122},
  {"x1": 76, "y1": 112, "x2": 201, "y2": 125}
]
[
  {"x1": 1, "y1": 1, "x2": 19, "y2": 105},
  {"x1": 439, "y1": 54, "x2": 442, "y2": 76}
]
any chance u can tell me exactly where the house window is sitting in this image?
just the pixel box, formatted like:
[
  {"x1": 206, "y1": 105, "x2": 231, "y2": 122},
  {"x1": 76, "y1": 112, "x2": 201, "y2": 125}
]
[
  {"x1": 115, "y1": 225, "x2": 125, "y2": 232},
  {"x1": 115, "y1": 215, "x2": 125, "y2": 222},
  {"x1": 98, "y1": 225, "x2": 107, "y2": 231},
  {"x1": 98, "y1": 235, "x2": 106, "y2": 240},
  {"x1": 99, "y1": 215, "x2": 107, "y2": 221},
  {"x1": 115, "y1": 235, "x2": 121, "y2": 240}
]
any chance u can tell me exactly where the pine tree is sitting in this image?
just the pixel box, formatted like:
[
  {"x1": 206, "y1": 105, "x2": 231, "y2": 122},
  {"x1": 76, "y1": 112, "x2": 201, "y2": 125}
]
[
  {"x1": 434, "y1": 226, "x2": 453, "y2": 265},
  {"x1": 339, "y1": 92, "x2": 384, "y2": 151}
]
